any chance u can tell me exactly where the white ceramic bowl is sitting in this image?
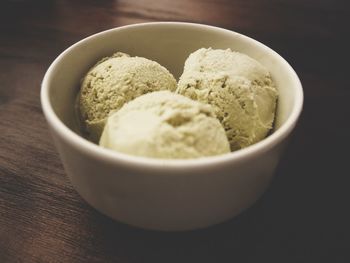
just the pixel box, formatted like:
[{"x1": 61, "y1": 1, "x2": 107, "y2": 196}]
[{"x1": 41, "y1": 22, "x2": 303, "y2": 231}]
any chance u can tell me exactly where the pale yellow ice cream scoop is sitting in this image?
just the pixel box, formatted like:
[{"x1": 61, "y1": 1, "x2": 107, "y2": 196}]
[
  {"x1": 99, "y1": 91, "x2": 230, "y2": 159},
  {"x1": 78, "y1": 52, "x2": 177, "y2": 142},
  {"x1": 177, "y1": 48, "x2": 278, "y2": 150}
]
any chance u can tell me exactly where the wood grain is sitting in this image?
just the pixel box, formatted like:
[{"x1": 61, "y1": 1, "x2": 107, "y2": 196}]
[{"x1": 0, "y1": 0, "x2": 349, "y2": 262}]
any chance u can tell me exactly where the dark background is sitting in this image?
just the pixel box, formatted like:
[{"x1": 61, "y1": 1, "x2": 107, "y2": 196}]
[{"x1": 0, "y1": 0, "x2": 349, "y2": 262}]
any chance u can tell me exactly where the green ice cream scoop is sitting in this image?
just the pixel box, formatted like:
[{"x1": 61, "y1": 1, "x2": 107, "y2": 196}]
[
  {"x1": 177, "y1": 48, "x2": 278, "y2": 151},
  {"x1": 99, "y1": 91, "x2": 230, "y2": 159},
  {"x1": 78, "y1": 52, "x2": 177, "y2": 142}
]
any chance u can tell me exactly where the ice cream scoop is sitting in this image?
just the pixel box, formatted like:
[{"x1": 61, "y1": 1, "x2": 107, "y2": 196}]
[
  {"x1": 78, "y1": 52, "x2": 177, "y2": 141},
  {"x1": 99, "y1": 91, "x2": 230, "y2": 159},
  {"x1": 177, "y1": 48, "x2": 278, "y2": 150}
]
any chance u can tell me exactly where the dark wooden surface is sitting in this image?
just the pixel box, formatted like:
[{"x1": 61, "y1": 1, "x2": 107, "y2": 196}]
[{"x1": 0, "y1": 0, "x2": 349, "y2": 262}]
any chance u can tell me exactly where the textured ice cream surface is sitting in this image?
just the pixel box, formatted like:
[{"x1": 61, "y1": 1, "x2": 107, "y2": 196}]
[
  {"x1": 78, "y1": 52, "x2": 177, "y2": 142},
  {"x1": 177, "y1": 48, "x2": 278, "y2": 150},
  {"x1": 99, "y1": 91, "x2": 230, "y2": 159}
]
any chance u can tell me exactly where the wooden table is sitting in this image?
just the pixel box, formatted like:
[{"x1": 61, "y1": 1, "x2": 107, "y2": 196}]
[{"x1": 0, "y1": 0, "x2": 348, "y2": 262}]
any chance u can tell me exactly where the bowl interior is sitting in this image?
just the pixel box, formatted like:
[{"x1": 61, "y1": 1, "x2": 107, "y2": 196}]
[{"x1": 47, "y1": 23, "x2": 300, "y2": 139}]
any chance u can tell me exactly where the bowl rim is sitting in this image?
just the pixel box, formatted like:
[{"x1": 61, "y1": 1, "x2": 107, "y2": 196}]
[{"x1": 40, "y1": 21, "x2": 303, "y2": 169}]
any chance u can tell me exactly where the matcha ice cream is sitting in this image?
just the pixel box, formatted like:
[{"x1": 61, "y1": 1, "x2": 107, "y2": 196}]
[
  {"x1": 78, "y1": 52, "x2": 177, "y2": 141},
  {"x1": 100, "y1": 91, "x2": 230, "y2": 159},
  {"x1": 177, "y1": 48, "x2": 278, "y2": 150}
]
